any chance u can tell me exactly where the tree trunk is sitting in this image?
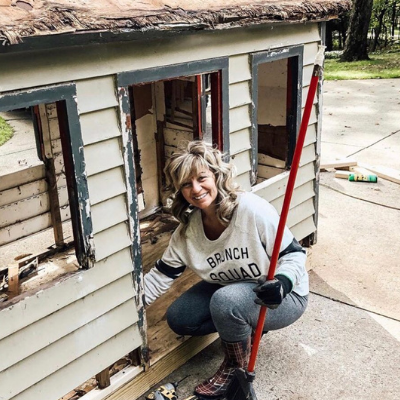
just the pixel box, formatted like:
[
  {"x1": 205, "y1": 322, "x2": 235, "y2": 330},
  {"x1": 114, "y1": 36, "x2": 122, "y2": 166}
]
[
  {"x1": 340, "y1": 0, "x2": 374, "y2": 61},
  {"x1": 372, "y1": 5, "x2": 389, "y2": 52}
]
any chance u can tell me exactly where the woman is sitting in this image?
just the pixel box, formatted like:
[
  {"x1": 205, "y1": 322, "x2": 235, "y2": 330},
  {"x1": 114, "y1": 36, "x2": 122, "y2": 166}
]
[{"x1": 144, "y1": 141, "x2": 309, "y2": 398}]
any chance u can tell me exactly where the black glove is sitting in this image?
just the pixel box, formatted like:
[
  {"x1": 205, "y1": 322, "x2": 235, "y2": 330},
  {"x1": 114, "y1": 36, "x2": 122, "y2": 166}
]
[{"x1": 253, "y1": 275, "x2": 293, "y2": 309}]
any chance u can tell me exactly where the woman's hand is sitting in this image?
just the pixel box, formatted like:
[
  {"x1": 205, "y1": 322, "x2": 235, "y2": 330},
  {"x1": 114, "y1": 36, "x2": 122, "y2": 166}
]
[{"x1": 253, "y1": 275, "x2": 293, "y2": 309}]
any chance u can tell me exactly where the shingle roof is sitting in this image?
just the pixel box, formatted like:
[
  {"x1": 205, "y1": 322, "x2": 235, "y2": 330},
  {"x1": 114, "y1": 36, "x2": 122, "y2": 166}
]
[{"x1": 0, "y1": 0, "x2": 351, "y2": 47}]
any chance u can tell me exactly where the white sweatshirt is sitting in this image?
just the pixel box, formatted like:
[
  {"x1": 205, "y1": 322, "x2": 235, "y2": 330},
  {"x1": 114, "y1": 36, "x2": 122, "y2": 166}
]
[{"x1": 144, "y1": 192, "x2": 309, "y2": 305}]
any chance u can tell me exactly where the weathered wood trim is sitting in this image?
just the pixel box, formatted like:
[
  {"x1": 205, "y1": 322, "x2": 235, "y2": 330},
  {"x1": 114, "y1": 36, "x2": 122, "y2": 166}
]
[
  {"x1": 0, "y1": 84, "x2": 94, "y2": 268},
  {"x1": 250, "y1": 45, "x2": 304, "y2": 183},
  {"x1": 117, "y1": 57, "x2": 230, "y2": 154},
  {"x1": 117, "y1": 83, "x2": 148, "y2": 367}
]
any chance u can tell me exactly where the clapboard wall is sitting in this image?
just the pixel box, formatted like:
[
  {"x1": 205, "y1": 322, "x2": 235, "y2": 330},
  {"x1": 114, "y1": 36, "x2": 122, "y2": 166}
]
[{"x1": 0, "y1": 22, "x2": 322, "y2": 400}]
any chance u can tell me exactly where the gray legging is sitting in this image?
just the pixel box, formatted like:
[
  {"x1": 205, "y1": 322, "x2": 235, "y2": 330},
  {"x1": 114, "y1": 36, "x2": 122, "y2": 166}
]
[{"x1": 166, "y1": 280, "x2": 308, "y2": 342}]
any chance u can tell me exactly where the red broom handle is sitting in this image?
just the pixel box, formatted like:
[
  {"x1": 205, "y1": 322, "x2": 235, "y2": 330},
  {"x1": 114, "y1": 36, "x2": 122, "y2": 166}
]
[{"x1": 248, "y1": 48, "x2": 325, "y2": 373}]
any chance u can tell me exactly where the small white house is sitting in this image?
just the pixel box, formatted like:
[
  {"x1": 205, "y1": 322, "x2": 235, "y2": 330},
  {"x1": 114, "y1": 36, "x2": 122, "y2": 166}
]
[{"x1": 0, "y1": 1, "x2": 351, "y2": 399}]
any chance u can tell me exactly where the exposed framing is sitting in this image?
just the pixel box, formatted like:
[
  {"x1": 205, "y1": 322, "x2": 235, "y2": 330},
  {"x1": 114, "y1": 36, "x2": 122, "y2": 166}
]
[
  {"x1": 250, "y1": 45, "x2": 304, "y2": 184},
  {"x1": 116, "y1": 57, "x2": 229, "y2": 367},
  {"x1": 0, "y1": 84, "x2": 94, "y2": 268}
]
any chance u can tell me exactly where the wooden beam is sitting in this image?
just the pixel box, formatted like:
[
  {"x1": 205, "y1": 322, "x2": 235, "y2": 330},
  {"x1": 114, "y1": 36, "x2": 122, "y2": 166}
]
[
  {"x1": 7, "y1": 264, "x2": 19, "y2": 297},
  {"x1": 96, "y1": 369, "x2": 111, "y2": 389},
  {"x1": 320, "y1": 158, "x2": 357, "y2": 171},
  {"x1": 358, "y1": 163, "x2": 400, "y2": 184}
]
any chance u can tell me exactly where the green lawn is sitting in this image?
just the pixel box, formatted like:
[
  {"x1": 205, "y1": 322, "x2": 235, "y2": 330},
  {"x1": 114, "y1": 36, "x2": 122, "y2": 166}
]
[
  {"x1": 324, "y1": 51, "x2": 400, "y2": 80},
  {"x1": 0, "y1": 116, "x2": 13, "y2": 146}
]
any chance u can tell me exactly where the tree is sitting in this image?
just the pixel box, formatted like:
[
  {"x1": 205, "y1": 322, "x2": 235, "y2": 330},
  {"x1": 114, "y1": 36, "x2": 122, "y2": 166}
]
[{"x1": 340, "y1": 0, "x2": 374, "y2": 61}]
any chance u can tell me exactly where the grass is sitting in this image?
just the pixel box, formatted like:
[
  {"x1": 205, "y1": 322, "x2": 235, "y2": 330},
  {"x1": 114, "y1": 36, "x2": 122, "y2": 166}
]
[
  {"x1": 0, "y1": 116, "x2": 14, "y2": 146},
  {"x1": 324, "y1": 50, "x2": 400, "y2": 80}
]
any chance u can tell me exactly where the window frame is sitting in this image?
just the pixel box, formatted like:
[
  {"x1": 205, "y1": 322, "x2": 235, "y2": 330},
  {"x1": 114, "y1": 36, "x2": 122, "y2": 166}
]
[
  {"x1": 0, "y1": 84, "x2": 94, "y2": 269},
  {"x1": 250, "y1": 45, "x2": 304, "y2": 185}
]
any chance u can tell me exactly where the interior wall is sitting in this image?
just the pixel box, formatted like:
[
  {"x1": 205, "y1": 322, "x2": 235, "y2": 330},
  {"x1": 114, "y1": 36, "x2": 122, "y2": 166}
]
[{"x1": 257, "y1": 58, "x2": 287, "y2": 126}]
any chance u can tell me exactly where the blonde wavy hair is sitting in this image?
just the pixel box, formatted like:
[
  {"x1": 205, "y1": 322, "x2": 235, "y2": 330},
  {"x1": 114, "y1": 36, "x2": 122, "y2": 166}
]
[{"x1": 163, "y1": 141, "x2": 240, "y2": 228}]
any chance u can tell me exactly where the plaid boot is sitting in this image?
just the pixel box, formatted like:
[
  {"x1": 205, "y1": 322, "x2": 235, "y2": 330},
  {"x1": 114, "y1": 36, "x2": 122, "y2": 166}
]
[{"x1": 194, "y1": 336, "x2": 251, "y2": 399}]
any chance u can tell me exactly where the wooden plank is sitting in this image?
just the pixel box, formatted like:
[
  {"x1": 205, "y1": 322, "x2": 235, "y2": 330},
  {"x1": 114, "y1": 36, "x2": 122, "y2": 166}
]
[
  {"x1": 258, "y1": 154, "x2": 285, "y2": 168},
  {"x1": 234, "y1": 171, "x2": 251, "y2": 191},
  {"x1": 45, "y1": 158, "x2": 65, "y2": 245},
  {"x1": 0, "y1": 183, "x2": 69, "y2": 229},
  {"x1": 87, "y1": 167, "x2": 127, "y2": 206},
  {"x1": 12, "y1": 325, "x2": 142, "y2": 400},
  {"x1": 229, "y1": 81, "x2": 251, "y2": 109},
  {"x1": 45, "y1": 103, "x2": 58, "y2": 119},
  {"x1": 0, "y1": 192, "x2": 50, "y2": 229},
  {"x1": 7, "y1": 264, "x2": 19, "y2": 297},
  {"x1": 320, "y1": 158, "x2": 357, "y2": 170},
  {"x1": 301, "y1": 85, "x2": 318, "y2": 108},
  {"x1": 302, "y1": 63, "x2": 314, "y2": 87},
  {"x1": 91, "y1": 195, "x2": 128, "y2": 235},
  {"x1": 106, "y1": 333, "x2": 219, "y2": 400},
  {"x1": 76, "y1": 76, "x2": 118, "y2": 114},
  {"x1": 163, "y1": 127, "x2": 192, "y2": 147},
  {"x1": 258, "y1": 165, "x2": 285, "y2": 180},
  {"x1": 80, "y1": 108, "x2": 122, "y2": 146},
  {"x1": 270, "y1": 180, "x2": 314, "y2": 214},
  {"x1": 334, "y1": 170, "x2": 352, "y2": 179},
  {"x1": 96, "y1": 369, "x2": 111, "y2": 389},
  {"x1": 303, "y1": 41, "x2": 320, "y2": 65},
  {"x1": 253, "y1": 162, "x2": 315, "y2": 203},
  {"x1": 301, "y1": 104, "x2": 318, "y2": 125},
  {"x1": 0, "y1": 164, "x2": 45, "y2": 192},
  {"x1": 0, "y1": 301, "x2": 139, "y2": 399},
  {"x1": 358, "y1": 163, "x2": 400, "y2": 184},
  {"x1": 229, "y1": 54, "x2": 251, "y2": 84},
  {"x1": 229, "y1": 104, "x2": 251, "y2": 133},
  {"x1": 286, "y1": 198, "x2": 315, "y2": 228},
  {"x1": 0, "y1": 248, "x2": 133, "y2": 340},
  {"x1": 0, "y1": 275, "x2": 136, "y2": 372},
  {"x1": 229, "y1": 128, "x2": 251, "y2": 155},
  {"x1": 0, "y1": 206, "x2": 70, "y2": 246},
  {"x1": 290, "y1": 215, "x2": 316, "y2": 241},
  {"x1": 299, "y1": 143, "x2": 316, "y2": 167},
  {"x1": 0, "y1": 178, "x2": 48, "y2": 207},
  {"x1": 230, "y1": 149, "x2": 251, "y2": 176},
  {"x1": 304, "y1": 123, "x2": 317, "y2": 147},
  {"x1": 84, "y1": 137, "x2": 124, "y2": 177},
  {"x1": 93, "y1": 222, "x2": 131, "y2": 262}
]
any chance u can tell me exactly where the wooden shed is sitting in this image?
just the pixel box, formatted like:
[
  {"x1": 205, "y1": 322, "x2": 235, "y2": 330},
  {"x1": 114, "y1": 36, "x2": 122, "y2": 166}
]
[{"x1": 0, "y1": 1, "x2": 351, "y2": 399}]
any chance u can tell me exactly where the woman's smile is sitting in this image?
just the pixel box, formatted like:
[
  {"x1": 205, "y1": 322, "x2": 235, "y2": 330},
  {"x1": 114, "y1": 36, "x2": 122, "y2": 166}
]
[{"x1": 180, "y1": 169, "x2": 218, "y2": 210}]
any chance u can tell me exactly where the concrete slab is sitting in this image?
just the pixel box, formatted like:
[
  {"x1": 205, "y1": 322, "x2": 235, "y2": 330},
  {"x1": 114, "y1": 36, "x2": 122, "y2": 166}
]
[
  {"x1": 141, "y1": 294, "x2": 400, "y2": 400},
  {"x1": 321, "y1": 79, "x2": 400, "y2": 169}
]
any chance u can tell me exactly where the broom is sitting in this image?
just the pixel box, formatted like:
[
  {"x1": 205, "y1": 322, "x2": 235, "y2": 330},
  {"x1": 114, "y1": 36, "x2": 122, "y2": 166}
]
[{"x1": 225, "y1": 45, "x2": 326, "y2": 400}]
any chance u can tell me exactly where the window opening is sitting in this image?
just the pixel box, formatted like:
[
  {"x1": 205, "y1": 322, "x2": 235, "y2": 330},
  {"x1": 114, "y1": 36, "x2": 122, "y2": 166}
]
[
  {"x1": 129, "y1": 71, "x2": 223, "y2": 219},
  {"x1": 0, "y1": 102, "x2": 82, "y2": 306},
  {"x1": 254, "y1": 55, "x2": 299, "y2": 185}
]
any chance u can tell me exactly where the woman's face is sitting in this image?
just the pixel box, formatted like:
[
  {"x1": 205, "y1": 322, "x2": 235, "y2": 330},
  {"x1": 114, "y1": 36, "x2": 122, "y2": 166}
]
[{"x1": 180, "y1": 168, "x2": 218, "y2": 211}]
